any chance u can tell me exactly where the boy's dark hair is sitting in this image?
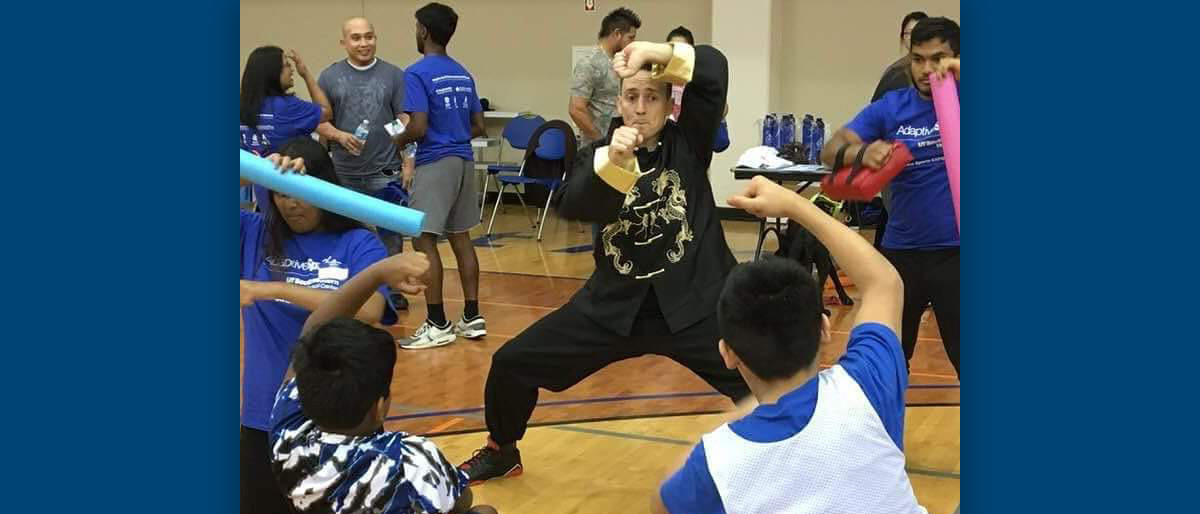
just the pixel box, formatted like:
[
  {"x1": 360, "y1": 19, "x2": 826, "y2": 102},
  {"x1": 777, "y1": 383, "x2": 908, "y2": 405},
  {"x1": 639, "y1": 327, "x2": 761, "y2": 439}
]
[
  {"x1": 910, "y1": 16, "x2": 959, "y2": 55},
  {"x1": 598, "y1": 7, "x2": 641, "y2": 38},
  {"x1": 717, "y1": 257, "x2": 824, "y2": 381},
  {"x1": 416, "y1": 2, "x2": 459, "y2": 46},
  {"x1": 666, "y1": 26, "x2": 694, "y2": 45},
  {"x1": 292, "y1": 318, "x2": 397, "y2": 430},
  {"x1": 900, "y1": 11, "x2": 929, "y2": 39}
]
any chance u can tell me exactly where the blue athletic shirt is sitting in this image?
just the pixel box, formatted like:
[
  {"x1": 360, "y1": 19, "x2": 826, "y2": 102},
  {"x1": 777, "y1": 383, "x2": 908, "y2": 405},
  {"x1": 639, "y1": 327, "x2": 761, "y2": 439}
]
[
  {"x1": 845, "y1": 87, "x2": 959, "y2": 250},
  {"x1": 659, "y1": 323, "x2": 910, "y2": 513},
  {"x1": 402, "y1": 55, "x2": 481, "y2": 166},
  {"x1": 240, "y1": 95, "x2": 321, "y2": 156},
  {"x1": 240, "y1": 210, "x2": 396, "y2": 431}
]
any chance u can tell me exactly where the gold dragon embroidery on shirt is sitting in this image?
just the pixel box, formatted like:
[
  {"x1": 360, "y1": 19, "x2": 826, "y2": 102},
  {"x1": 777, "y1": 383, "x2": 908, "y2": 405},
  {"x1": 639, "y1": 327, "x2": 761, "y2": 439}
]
[{"x1": 601, "y1": 168, "x2": 692, "y2": 279}]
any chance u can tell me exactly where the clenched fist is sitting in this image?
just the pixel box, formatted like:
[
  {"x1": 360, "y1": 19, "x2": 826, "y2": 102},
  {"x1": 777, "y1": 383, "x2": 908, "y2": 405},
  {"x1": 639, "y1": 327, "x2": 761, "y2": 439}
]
[{"x1": 608, "y1": 125, "x2": 643, "y2": 167}]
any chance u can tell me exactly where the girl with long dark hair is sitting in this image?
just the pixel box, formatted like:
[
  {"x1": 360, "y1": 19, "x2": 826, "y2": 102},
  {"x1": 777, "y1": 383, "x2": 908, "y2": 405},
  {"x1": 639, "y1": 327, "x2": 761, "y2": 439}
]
[
  {"x1": 240, "y1": 45, "x2": 332, "y2": 211},
  {"x1": 239, "y1": 138, "x2": 397, "y2": 513}
]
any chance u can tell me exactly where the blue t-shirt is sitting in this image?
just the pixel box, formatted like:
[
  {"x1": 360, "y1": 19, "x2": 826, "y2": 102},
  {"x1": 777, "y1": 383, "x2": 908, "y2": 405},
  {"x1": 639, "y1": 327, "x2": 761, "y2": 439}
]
[
  {"x1": 659, "y1": 323, "x2": 907, "y2": 513},
  {"x1": 240, "y1": 210, "x2": 396, "y2": 431},
  {"x1": 714, "y1": 120, "x2": 730, "y2": 153},
  {"x1": 269, "y1": 379, "x2": 469, "y2": 513},
  {"x1": 846, "y1": 87, "x2": 959, "y2": 250},
  {"x1": 402, "y1": 55, "x2": 481, "y2": 166},
  {"x1": 240, "y1": 95, "x2": 322, "y2": 156}
]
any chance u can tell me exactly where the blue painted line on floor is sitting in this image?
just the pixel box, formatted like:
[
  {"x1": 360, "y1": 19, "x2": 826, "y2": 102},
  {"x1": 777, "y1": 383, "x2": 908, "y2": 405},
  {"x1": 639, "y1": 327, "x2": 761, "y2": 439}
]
[
  {"x1": 549, "y1": 425, "x2": 693, "y2": 445},
  {"x1": 385, "y1": 391, "x2": 720, "y2": 422},
  {"x1": 385, "y1": 385, "x2": 954, "y2": 422},
  {"x1": 551, "y1": 244, "x2": 594, "y2": 253},
  {"x1": 471, "y1": 232, "x2": 534, "y2": 245}
]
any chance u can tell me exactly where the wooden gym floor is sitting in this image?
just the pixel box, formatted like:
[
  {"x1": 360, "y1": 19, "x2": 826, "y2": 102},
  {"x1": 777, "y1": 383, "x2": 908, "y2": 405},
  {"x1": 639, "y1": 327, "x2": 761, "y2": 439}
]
[{"x1": 243, "y1": 208, "x2": 960, "y2": 513}]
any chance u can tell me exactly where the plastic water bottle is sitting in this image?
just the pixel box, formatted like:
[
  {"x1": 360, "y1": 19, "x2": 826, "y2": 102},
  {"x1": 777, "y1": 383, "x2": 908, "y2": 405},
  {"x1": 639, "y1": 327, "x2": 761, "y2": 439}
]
[
  {"x1": 814, "y1": 118, "x2": 826, "y2": 164},
  {"x1": 779, "y1": 114, "x2": 796, "y2": 149},
  {"x1": 762, "y1": 113, "x2": 778, "y2": 148},
  {"x1": 353, "y1": 119, "x2": 370, "y2": 142},
  {"x1": 801, "y1": 115, "x2": 814, "y2": 148}
]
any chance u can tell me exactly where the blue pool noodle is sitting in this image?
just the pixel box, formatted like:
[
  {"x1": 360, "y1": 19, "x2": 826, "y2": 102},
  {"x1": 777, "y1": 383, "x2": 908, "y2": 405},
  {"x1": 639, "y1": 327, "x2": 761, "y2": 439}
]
[{"x1": 240, "y1": 150, "x2": 425, "y2": 236}]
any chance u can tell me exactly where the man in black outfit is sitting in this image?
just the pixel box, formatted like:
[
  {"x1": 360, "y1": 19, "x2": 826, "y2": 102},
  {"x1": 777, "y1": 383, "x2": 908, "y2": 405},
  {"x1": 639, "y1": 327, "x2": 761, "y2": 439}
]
[{"x1": 458, "y1": 40, "x2": 751, "y2": 483}]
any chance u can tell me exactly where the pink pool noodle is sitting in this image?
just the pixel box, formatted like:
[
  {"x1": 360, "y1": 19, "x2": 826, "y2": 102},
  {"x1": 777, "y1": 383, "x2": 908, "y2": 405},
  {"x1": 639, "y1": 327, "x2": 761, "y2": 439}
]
[{"x1": 931, "y1": 73, "x2": 960, "y2": 232}]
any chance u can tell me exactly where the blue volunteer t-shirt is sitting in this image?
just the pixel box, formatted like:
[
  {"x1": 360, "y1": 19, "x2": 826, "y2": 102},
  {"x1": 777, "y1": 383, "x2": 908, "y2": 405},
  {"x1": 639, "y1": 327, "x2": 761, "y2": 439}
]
[
  {"x1": 239, "y1": 210, "x2": 396, "y2": 431},
  {"x1": 240, "y1": 95, "x2": 322, "y2": 156},
  {"x1": 846, "y1": 87, "x2": 959, "y2": 250},
  {"x1": 659, "y1": 323, "x2": 907, "y2": 513},
  {"x1": 403, "y1": 55, "x2": 481, "y2": 166}
]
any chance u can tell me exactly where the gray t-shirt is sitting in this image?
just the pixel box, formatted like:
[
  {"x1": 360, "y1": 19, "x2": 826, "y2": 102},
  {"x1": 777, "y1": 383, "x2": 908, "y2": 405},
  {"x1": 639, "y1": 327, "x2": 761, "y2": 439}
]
[
  {"x1": 570, "y1": 47, "x2": 620, "y2": 144},
  {"x1": 318, "y1": 58, "x2": 405, "y2": 177}
]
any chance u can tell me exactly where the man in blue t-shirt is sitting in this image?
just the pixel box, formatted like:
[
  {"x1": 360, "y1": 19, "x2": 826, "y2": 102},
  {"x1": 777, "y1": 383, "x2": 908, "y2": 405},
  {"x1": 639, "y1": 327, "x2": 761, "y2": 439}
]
[
  {"x1": 392, "y1": 2, "x2": 488, "y2": 350},
  {"x1": 820, "y1": 17, "x2": 961, "y2": 377},
  {"x1": 653, "y1": 176, "x2": 923, "y2": 513}
]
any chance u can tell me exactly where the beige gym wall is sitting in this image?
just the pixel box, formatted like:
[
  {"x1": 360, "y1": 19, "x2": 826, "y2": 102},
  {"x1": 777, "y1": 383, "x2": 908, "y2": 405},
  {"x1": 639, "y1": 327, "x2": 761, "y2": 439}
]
[
  {"x1": 241, "y1": 0, "x2": 960, "y2": 205},
  {"x1": 240, "y1": 0, "x2": 710, "y2": 127}
]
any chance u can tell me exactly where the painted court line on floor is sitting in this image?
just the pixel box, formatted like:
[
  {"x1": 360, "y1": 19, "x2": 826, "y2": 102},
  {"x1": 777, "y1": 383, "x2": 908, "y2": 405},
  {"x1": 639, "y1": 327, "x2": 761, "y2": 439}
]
[{"x1": 386, "y1": 386, "x2": 957, "y2": 422}]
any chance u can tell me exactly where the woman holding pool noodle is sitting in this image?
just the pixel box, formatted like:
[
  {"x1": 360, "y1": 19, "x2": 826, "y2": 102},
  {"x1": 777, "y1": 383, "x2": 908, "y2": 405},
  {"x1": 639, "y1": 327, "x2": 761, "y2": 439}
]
[{"x1": 238, "y1": 138, "x2": 399, "y2": 514}]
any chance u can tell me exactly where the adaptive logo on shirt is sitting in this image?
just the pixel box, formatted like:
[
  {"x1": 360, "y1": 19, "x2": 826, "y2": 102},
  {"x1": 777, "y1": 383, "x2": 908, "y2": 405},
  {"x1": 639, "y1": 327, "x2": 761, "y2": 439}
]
[
  {"x1": 266, "y1": 257, "x2": 321, "y2": 272},
  {"x1": 265, "y1": 256, "x2": 350, "y2": 290},
  {"x1": 895, "y1": 123, "x2": 940, "y2": 137}
]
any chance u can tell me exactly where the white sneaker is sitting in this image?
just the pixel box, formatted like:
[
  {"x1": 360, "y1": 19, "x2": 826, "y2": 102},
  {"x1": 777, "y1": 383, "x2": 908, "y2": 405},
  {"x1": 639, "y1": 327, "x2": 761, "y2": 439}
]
[
  {"x1": 398, "y1": 320, "x2": 456, "y2": 349},
  {"x1": 454, "y1": 316, "x2": 487, "y2": 340}
]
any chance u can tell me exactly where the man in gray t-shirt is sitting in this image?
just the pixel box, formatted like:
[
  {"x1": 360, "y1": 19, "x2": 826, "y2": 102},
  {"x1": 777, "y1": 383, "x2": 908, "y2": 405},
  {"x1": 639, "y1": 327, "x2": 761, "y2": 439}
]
[
  {"x1": 316, "y1": 16, "x2": 409, "y2": 308},
  {"x1": 568, "y1": 7, "x2": 640, "y2": 145}
]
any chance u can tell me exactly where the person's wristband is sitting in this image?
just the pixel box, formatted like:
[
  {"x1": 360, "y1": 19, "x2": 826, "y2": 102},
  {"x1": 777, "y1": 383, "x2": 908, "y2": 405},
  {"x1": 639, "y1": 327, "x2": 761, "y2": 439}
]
[{"x1": 833, "y1": 143, "x2": 852, "y2": 170}]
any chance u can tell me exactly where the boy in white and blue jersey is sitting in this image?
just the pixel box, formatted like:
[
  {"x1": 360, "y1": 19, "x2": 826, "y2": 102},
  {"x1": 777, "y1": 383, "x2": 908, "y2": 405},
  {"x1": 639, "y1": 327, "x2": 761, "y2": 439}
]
[
  {"x1": 654, "y1": 176, "x2": 925, "y2": 514},
  {"x1": 269, "y1": 252, "x2": 498, "y2": 514}
]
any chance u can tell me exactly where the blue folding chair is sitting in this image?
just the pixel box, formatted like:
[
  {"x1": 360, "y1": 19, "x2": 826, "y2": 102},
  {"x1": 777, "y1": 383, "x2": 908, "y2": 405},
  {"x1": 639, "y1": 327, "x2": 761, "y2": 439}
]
[
  {"x1": 481, "y1": 113, "x2": 545, "y2": 220},
  {"x1": 486, "y1": 125, "x2": 568, "y2": 241}
]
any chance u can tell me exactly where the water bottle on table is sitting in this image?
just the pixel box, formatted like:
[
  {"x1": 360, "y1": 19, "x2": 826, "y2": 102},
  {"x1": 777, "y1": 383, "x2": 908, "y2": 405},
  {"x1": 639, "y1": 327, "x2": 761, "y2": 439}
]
[
  {"x1": 814, "y1": 118, "x2": 826, "y2": 164},
  {"x1": 779, "y1": 114, "x2": 796, "y2": 149},
  {"x1": 762, "y1": 113, "x2": 778, "y2": 148}
]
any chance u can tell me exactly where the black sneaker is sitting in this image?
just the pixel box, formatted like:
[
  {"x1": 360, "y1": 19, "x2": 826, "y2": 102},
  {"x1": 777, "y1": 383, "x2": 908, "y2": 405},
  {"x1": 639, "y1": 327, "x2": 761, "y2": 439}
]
[
  {"x1": 458, "y1": 442, "x2": 522, "y2": 484},
  {"x1": 390, "y1": 293, "x2": 409, "y2": 311}
]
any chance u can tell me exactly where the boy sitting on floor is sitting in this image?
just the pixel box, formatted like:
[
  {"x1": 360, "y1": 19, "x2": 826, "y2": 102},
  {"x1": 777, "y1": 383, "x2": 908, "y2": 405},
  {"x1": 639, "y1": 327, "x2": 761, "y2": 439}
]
[{"x1": 268, "y1": 250, "x2": 498, "y2": 514}]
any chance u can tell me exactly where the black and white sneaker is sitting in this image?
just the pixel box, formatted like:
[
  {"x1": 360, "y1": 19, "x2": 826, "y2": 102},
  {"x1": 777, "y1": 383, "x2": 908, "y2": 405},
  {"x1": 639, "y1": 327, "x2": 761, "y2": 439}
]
[{"x1": 454, "y1": 316, "x2": 487, "y2": 339}]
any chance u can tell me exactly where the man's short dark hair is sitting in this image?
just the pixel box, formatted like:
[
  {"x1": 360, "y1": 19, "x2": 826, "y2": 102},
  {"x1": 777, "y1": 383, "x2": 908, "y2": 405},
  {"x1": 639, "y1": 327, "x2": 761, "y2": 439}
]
[
  {"x1": 666, "y1": 26, "x2": 694, "y2": 45},
  {"x1": 910, "y1": 16, "x2": 959, "y2": 55},
  {"x1": 599, "y1": 7, "x2": 641, "y2": 38},
  {"x1": 416, "y1": 2, "x2": 459, "y2": 46},
  {"x1": 717, "y1": 257, "x2": 824, "y2": 381},
  {"x1": 900, "y1": 11, "x2": 929, "y2": 38},
  {"x1": 292, "y1": 318, "x2": 396, "y2": 430},
  {"x1": 621, "y1": 63, "x2": 671, "y2": 96}
]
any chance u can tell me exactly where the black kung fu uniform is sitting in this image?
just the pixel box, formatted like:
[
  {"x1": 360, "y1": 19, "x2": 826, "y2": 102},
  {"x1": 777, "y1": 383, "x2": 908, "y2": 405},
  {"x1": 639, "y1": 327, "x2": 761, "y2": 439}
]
[{"x1": 483, "y1": 43, "x2": 751, "y2": 445}]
